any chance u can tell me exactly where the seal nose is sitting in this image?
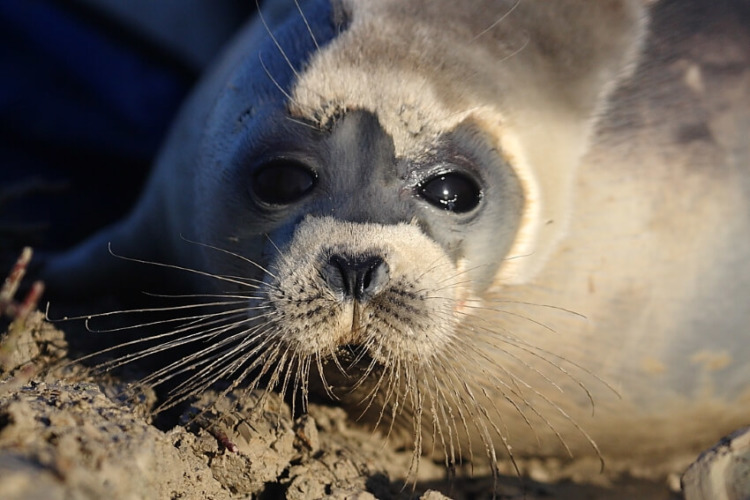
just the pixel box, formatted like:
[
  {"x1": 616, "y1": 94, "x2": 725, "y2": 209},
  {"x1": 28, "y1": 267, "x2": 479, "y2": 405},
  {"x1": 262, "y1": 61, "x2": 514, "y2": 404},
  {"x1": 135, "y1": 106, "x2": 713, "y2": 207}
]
[{"x1": 323, "y1": 254, "x2": 390, "y2": 302}]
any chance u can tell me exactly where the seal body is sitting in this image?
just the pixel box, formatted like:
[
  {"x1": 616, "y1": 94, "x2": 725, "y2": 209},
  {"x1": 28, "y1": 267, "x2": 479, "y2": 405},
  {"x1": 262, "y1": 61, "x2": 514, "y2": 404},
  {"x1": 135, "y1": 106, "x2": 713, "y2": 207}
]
[{"x1": 45, "y1": 0, "x2": 750, "y2": 470}]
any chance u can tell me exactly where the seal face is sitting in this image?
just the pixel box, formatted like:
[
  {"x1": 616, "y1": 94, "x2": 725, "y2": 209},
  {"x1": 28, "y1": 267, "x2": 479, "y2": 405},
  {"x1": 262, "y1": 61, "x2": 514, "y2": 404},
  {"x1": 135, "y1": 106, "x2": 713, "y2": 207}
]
[
  {"x1": 192, "y1": 99, "x2": 528, "y2": 455},
  {"x1": 44, "y1": 0, "x2": 750, "y2": 474},
  {"x1": 260, "y1": 217, "x2": 463, "y2": 363}
]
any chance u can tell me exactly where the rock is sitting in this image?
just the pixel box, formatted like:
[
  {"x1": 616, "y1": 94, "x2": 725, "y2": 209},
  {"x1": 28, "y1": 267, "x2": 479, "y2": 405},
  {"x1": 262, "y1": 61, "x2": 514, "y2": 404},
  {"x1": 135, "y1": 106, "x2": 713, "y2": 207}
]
[{"x1": 682, "y1": 426, "x2": 750, "y2": 500}]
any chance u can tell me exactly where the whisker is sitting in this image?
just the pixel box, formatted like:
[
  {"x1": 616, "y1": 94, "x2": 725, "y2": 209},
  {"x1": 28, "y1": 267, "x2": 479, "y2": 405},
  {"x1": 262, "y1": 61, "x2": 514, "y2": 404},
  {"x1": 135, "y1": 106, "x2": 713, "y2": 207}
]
[
  {"x1": 106, "y1": 243, "x2": 260, "y2": 289},
  {"x1": 56, "y1": 308, "x2": 252, "y2": 374},
  {"x1": 470, "y1": 0, "x2": 523, "y2": 42},
  {"x1": 255, "y1": 0, "x2": 300, "y2": 80},
  {"x1": 470, "y1": 312, "x2": 619, "y2": 405},
  {"x1": 48, "y1": 299, "x2": 252, "y2": 326},
  {"x1": 259, "y1": 52, "x2": 298, "y2": 104},
  {"x1": 177, "y1": 236, "x2": 280, "y2": 282},
  {"x1": 97, "y1": 311, "x2": 258, "y2": 377},
  {"x1": 284, "y1": 115, "x2": 323, "y2": 131},
  {"x1": 293, "y1": 0, "x2": 319, "y2": 50},
  {"x1": 149, "y1": 320, "x2": 273, "y2": 392}
]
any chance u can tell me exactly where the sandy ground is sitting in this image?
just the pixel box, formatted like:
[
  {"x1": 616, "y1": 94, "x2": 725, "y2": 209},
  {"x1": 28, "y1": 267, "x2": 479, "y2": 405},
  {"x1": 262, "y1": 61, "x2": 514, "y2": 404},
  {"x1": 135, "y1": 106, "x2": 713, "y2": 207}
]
[
  {"x1": 0, "y1": 308, "x2": 697, "y2": 500},
  {"x1": 1, "y1": 251, "x2": 746, "y2": 500}
]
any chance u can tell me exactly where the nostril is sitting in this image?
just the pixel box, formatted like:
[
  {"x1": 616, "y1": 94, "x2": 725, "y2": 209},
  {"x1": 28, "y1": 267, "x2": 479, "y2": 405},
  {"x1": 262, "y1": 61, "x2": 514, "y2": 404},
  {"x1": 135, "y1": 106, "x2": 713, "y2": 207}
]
[
  {"x1": 323, "y1": 254, "x2": 389, "y2": 302},
  {"x1": 361, "y1": 268, "x2": 373, "y2": 291},
  {"x1": 325, "y1": 255, "x2": 350, "y2": 295},
  {"x1": 353, "y1": 256, "x2": 389, "y2": 301},
  {"x1": 358, "y1": 256, "x2": 389, "y2": 299}
]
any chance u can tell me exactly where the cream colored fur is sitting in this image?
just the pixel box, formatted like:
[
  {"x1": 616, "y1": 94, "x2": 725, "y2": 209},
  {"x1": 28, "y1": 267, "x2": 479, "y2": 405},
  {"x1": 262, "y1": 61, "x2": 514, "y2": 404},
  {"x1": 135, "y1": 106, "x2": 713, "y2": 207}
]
[{"x1": 291, "y1": 0, "x2": 649, "y2": 283}]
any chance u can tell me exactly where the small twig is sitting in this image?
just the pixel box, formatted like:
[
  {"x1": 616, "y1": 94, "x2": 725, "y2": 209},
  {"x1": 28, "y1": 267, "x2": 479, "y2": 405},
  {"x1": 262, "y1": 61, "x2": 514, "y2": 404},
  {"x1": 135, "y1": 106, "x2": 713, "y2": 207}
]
[{"x1": 1, "y1": 247, "x2": 44, "y2": 322}]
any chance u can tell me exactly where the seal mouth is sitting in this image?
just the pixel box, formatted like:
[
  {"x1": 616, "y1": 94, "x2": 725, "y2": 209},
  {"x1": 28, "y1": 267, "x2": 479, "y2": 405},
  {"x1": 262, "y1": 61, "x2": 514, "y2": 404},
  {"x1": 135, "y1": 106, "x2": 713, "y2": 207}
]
[{"x1": 334, "y1": 343, "x2": 375, "y2": 370}]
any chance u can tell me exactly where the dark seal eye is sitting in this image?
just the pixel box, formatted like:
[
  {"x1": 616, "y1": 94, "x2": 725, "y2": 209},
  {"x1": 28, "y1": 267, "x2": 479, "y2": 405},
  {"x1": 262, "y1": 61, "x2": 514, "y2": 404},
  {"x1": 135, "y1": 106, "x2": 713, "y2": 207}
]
[
  {"x1": 251, "y1": 160, "x2": 317, "y2": 205},
  {"x1": 418, "y1": 172, "x2": 482, "y2": 213}
]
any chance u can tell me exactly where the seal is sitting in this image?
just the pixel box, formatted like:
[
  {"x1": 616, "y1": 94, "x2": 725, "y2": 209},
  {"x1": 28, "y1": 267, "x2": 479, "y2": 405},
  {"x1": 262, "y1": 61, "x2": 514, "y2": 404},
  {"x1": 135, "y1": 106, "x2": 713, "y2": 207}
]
[{"x1": 43, "y1": 0, "x2": 750, "y2": 474}]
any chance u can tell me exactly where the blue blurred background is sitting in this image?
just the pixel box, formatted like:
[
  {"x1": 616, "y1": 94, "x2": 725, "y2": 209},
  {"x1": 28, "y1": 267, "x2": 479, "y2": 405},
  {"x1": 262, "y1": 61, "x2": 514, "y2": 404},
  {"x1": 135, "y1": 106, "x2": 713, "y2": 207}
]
[{"x1": 0, "y1": 0, "x2": 251, "y2": 255}]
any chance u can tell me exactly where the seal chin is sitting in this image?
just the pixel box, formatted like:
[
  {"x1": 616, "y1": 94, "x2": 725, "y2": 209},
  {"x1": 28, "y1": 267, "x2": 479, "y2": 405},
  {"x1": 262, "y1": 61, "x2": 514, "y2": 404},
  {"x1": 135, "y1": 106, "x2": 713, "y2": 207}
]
[{"x1": 257, "y1": 216, "x2": 465, "y2": 368}]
